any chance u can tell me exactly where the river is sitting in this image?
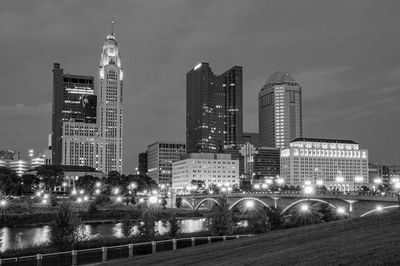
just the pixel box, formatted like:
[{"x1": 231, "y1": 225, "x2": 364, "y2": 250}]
[{"x1": 0, "y1": 218, "x2": 249, "y2": 252}]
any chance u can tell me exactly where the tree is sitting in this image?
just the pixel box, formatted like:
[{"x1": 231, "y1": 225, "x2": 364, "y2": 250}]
[
  {"x1": 239, "y1": 179, "x2": 252, "y2": 192},
  {"x1": 21, "y1": 174, "x2": 40, "y2": 194},
  {"x1": 248, "y1": 210, "x2": 270, "y2": 234},
  {"x1": 50, "y1": 203, "x2": 77, "y2": 250},
  {"x1": 175, "y1": 196, "x2": 182, "y2": 208},
  {"x1": 0, "y1": 167, "x2": 21, "y2": 195},
  {"x1": 210, "y1": 195, "x2": 233, "y2": 236},
  {"x1": 317, "y1": 203, "x2": 336, "y2": 222},
  {"x1": 138, "y1": 209, "x2": 156, "y2": 240},
  {"x1": 168, "y1": 213, "x2": 180, "y2": 238},
  {"x1": 265, "y1": 206, "x2": 284, "y2": 230},
  {"x1": 75, "y1": 175, "x2": 100, "y2": 192},
  {"x1": 121, "y1": 215, "x2": 133, "y2": 238},
  {"x1": 36, "y1": 165, "x2": 64, "y2": 191},
  {"x1": 161, "y1": 197, "x2": 167, "y2": 209}
]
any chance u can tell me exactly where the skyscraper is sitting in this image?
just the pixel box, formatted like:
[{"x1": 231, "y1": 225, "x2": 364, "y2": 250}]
[
  {"x1": 52, "y1": 63, "x2": 96, "y2": 165},
  {"x1": 186, "y1": 63, "x2": 243, "y2": 154},
  {"x1": 259, "y1": 71, "x2": 302, "y2": 149},
  {"x1": 97, "y1": 22, "x2": 124, "y2": 173}
]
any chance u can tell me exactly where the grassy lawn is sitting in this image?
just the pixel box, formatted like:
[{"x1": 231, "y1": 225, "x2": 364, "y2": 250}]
[{"x1": 102, "y1": 211, "x2": 400, "y2": 266}]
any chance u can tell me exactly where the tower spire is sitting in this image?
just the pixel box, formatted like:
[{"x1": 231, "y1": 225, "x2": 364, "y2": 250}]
[{"x1": 111, "y1": 20, "x2": 114, "y2": 35}]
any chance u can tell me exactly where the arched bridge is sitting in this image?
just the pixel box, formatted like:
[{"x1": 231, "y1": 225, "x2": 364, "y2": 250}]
[{"x1": 179, "y1": 192, "x2": 399, "y2": 217}]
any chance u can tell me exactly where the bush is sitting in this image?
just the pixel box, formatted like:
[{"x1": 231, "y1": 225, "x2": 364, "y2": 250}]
[
  {"x1": 168, "y1": 214, "x2": 180, "y2": 238},
  {"x1": 210, "y1": 195, "x2": 233, "y2": 236},
  {"x1": 50, "y1": 203, "x2": 77, "y2": 251}
]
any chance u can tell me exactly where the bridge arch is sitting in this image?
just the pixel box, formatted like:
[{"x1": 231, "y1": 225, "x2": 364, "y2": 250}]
[
  {"x1": 181, "y1": 199, "x2": 194, "y2": 210},
  {"x1": 194, "y1": 198, "x2": 219, "y2": 211},
  {"x1": 229, "y1": 197, "x2": 272, "y2": 211},
  {"x1": 281, "y1": 198, "x2": 337, "y2": 214},
  {"x1": 360, "y1": 205, "x2": 400, "y2": 217}
]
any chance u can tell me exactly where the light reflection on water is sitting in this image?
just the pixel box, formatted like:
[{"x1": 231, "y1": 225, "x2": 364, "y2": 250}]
[{"x1": 0, "y1": 218, "x2": 211, "y2": 252}]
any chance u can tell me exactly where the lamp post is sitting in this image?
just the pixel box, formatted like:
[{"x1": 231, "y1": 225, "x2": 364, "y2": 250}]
[{"x1": 304, "y1": 184, "x2": 314, "y2": 203}]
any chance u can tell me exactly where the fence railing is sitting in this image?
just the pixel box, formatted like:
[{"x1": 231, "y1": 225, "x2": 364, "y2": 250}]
[{"x1": 0, "y1": 234, "x2": 253, "y2": 266}]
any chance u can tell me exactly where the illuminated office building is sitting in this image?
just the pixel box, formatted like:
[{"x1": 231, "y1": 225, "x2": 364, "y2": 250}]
[
  {"x1": 186, "y1": 63, "x2": 243, "y2": 153},
  {"x1": 280, "y1": 138, "x2": 369, "y2": 191},
  {"x1": 259, "y1": 71, "x2": 302, "y2": 149}
]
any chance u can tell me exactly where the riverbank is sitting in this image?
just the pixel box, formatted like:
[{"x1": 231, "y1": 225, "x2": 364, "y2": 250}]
[{"x1": 102, "y1": 211, "x2": 400, "y2": 266}]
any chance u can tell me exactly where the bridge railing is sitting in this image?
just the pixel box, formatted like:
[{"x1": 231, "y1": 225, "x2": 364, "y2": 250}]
[{"x1": 0, "y1": 235, "x2": 253, "y2": 266}]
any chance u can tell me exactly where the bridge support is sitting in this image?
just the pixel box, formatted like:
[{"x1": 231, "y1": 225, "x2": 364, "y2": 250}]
[
  {"x1": 345, "y1": 200, "x2": 357, "y2": 213},
  {"x1": 272, "y1": 197, "x2": 279, "y2": 209}
]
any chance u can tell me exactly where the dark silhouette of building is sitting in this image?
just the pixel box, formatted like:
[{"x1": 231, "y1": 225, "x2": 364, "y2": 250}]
[
  {"x1": 52, "y1": 63, "x2": 96, "y2": 165},
  {"x1": 259, "y1": 71, "x2": 302, "y2": 149},
  {"x1": 243, "y1": 132, "x2": 260, "y2": 147},
  {"x1": 253, "y1": 147, "x2": 280, "y2": 179},
  {"x1": 138, "y1": 152, "x2": 148, "y2": 176},
  {"x1": 186, "y1": 63, "x2": 243, "y2": 153}
]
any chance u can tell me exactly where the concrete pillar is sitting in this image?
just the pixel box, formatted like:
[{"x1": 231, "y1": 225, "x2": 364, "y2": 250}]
[
  {"x1": 152, "y1": 241, "x2": 156, "y2": 254},
  {"x1": 191, "y1": 237, "x2": 195, "y2": 247},
  {"x1": 36, "y1": 254, "x2": 43, "y2": 266},
  {"x1": 128, "y1": 244, "x2": 133, "y2": 258},
  {"x1": 71, "y1": 250, "x2": 77, "y2": 266},
  {"x1": 274, "y1": 198, "x2": 278, "y2": 208},
  {"x1": 102, "y1": 247, "x2": 107, "y2": 262},
  {"x1": 208, "y1": 236, "x2": 211, "y2": 244},
  {"x1": 172, "y1": 239, "x2": 177, "y2": 250},
  {"x1": 223, "y1": 236, "x2": 226, "y2": 241},
  {"x1": 236, "y1": 235, "x2": 239, "y2": 239}
]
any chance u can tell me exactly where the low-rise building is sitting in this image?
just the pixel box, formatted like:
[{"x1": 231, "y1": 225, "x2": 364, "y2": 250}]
[
  {"x1": 172, "y1": 153, "x2": 239, "y2": 190},
  {"x1": 280, "y1": 137, "x2": 368, "y2": 192}
]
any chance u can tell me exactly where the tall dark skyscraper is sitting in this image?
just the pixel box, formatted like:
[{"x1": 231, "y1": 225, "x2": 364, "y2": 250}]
[
  {"x1": 186, "y1": 63, "x2": 243, "y2": 154},
  {"x1": 138, "y1": 152, "x2": 148, "y2": 176},
  {"x1": 259, "y1": 71, "x2": 302, "y2": 149},
  {"x1": 52, "y1": 63, "x2": 96, "y2": 165}
]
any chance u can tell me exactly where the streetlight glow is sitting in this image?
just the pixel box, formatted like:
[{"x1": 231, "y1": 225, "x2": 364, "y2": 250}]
[
  {"x1": 0, "y1": 200, "x2": 6, "y2": 207},
  {"x1": 316, "y1": 180, "x2": 324, "y2": 186},
  {"x1": 245, "y1": 200, "x2": 255, "y2": 208},
  {"x1": 95, "y1": 182, "x2": 101, "y2": 188},
  {"x1": 373, "y1": 178, "x2": 382, "y2": 185},
  {"x1": 354, "y1": 176, "x2": 364, "y2": 183},
  {"x1": 376, "y1": 205, "x2": 383, "y2": 212},
  {"x1": 304, "y1": 180, "x2": 312, "y2": 186},
  {"x1": 300, "y1": 204, "x2": 309, "y2": 212},
  {"x1": 149, "y1": 195, "x2": 158, "y2": 204},
  {"x1": 304, "y1": 186, "x2": 314, "y2": 195},
  {"x1": 254, "y1": 184, "x2": 260, "y2": 190},
  {"x1": 336, "y1": 176, "x2": 345, "y2": 183},
  {"x1": 337, "y1": 207, "x2": 345, "y2": 215}
]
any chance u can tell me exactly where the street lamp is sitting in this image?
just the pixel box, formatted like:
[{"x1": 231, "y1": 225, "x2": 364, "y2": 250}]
[
  {"x1": 300, "y1": 204, "x2": 309, "y2": 212},
  {"x1": 245, "y1": 200, "x2": 255, "y2": 209},
  {"x1": 149, "y1": 195, "x2": 158, "y2": 205},
  {"x1": 336, "y1": 207, "x2": 346, "y2": 215}
]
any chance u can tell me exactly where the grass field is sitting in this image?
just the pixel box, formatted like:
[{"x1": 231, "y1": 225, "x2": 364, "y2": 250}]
[{"x1": 102, "y1": 211, "x2": 400, "y2": 266}]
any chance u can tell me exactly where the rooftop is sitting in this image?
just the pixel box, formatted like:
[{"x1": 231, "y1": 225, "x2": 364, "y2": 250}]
[
  {"x1": 265, "y1": 71, "x2": 297, "y2": 85},
  {"x1": 291, "y1": 137, "x2": 358, "y2": 144}
]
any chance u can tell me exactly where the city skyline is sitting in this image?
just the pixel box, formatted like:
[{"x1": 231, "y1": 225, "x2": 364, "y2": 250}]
[{"x1": 1, "y1": 1, "x2": 400, "y2": 173}]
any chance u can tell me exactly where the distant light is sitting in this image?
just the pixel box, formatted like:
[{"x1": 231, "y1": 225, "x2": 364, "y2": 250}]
[
  {"x1": 41, "y1": 199, "x2": 47, "y2": 205},
  {"x1": 152, "y1": 190, "x2": 158, "y2": 195},
  {"x1": 316, "y1": 180, "x2": 324, "y2": 186},
  {"x1": 139, "y1": 198, "x2": 144, "y2": 203},
  {"x1": 261, "y1": 183, "x2": 268, "y2": 189},
  {"x1": 43, "y1": 194, "x2": 49, "y2": 199},
  {"x1": 300, "y1": 204, "x2": 309, "y2": 212},
  {"x1": 304, "y1": 180, "x2": 312, "y2": 186},
  {"x1": 394, "y1": 182, "x2": 400, "y2": 190},
  {"x1": 245, "y1": 200, "x2": 255, "y2": 208},
  {"x1": 336, "y1": 176, "x2": 345, "y2": 183},
  {"x1": 95, "y1": 189, "x2": 100, "y2": 195},
  {"x1": 0, "y1": 200, "x2": 6, "y2": 206},
  {"x1": 79, "y1": 189, "x2": 85, "y2": 195},
  {"x1": 113, "y1": 188, "x2": 120, "y2": 195},
  {"x1": 62, "y1": 182, "x2": 67, "y2": 187},
  {"x1": 354, "y1": 176, "x2": 364, "y2": 183},
  {"x1": 116, "y1": 196, "x2": 122, "y2": 203},
  {"x1": 373, "y1": 178, "x2": 382, "y2": 185},
  {"x1": 95, "y1": 182, "x2": 101, "y2": 188},
  {"x1": 221, "y1": 187, "x2": 227, "y2": 192},
  {"x1": 254, "y1": 184, "x2": 260, "y2": 190},
  {"x1": 376, "y1": 206, "x2": 383, "y2": 212},
  {"x1": 71, "y1": 189, "x2": 77, "y2": 196},
  {"x1": 77, "y1": 197, "x2": 82, "y2": 203},
  {"x1": 265, "y1": 179, "x2": 273, "y2": 185},
  {"x1": 149, "y1": 195, "x2": 158, "y2": 204},
  {"x1": 83, "y1": 195, "x2": 89, "y2": 201},
  {"x1": 277, "y1": 178, "x2": 285, "y2": 185},
  {"x1": 194, "y1": 63, "x2": 202, "y2": 70},
  {"x1": 304, "y1": 186, "x2": 314, "y2": 195},
  {"x1": 337, "y1": 207, "x2": 345, "y2": 215}
]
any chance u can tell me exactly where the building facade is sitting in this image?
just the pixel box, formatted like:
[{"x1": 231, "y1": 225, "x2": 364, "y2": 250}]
[
  {"x1": 280, "y1": 138, "x2": 369, "y2": 191},
  {"x1": 138, "y1": 152, "x2": 148, "y2": 176},
  {"x1": 147, "y1": 141, "x2": 186, "y2": 184},
  {"x1": 172, "y1": 153, "x2": 239, "y2": 190},
  {"x1": 186, "y1": 63, "x2": 243, "y2": 154},
  {"x1": 52, "y1": 63, "x2": 96, "y2": 165},
  {"x1": 259, "y1": 71, "x2": 302, "y2": 149},
  {"x1": 62, "y1": 122, "x2": 99, "y2": 168},
  {"x1": 97, "y1": 23, "x2": 124, "y2": 174},
  {"x1": 242, "y1": 132, "x2": 260, "y2": 147},
  {"x1": 253, "y1": 147, "x2": 280, "y2": 179}
]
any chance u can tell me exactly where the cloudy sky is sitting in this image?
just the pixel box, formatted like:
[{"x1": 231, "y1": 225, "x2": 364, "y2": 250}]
[{"x1": 1, "y1": 0, "x2": 399, "y2": 172}]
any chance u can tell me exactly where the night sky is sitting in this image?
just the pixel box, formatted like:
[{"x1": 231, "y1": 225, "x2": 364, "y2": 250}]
[{"x1": 1, "y1": 0, "x2": 399, "y2": 173}]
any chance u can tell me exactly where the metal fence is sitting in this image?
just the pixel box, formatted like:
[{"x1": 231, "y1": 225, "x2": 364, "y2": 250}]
[{"x1": 0, "y1": 235, "x2": 253, "y2": 266}]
